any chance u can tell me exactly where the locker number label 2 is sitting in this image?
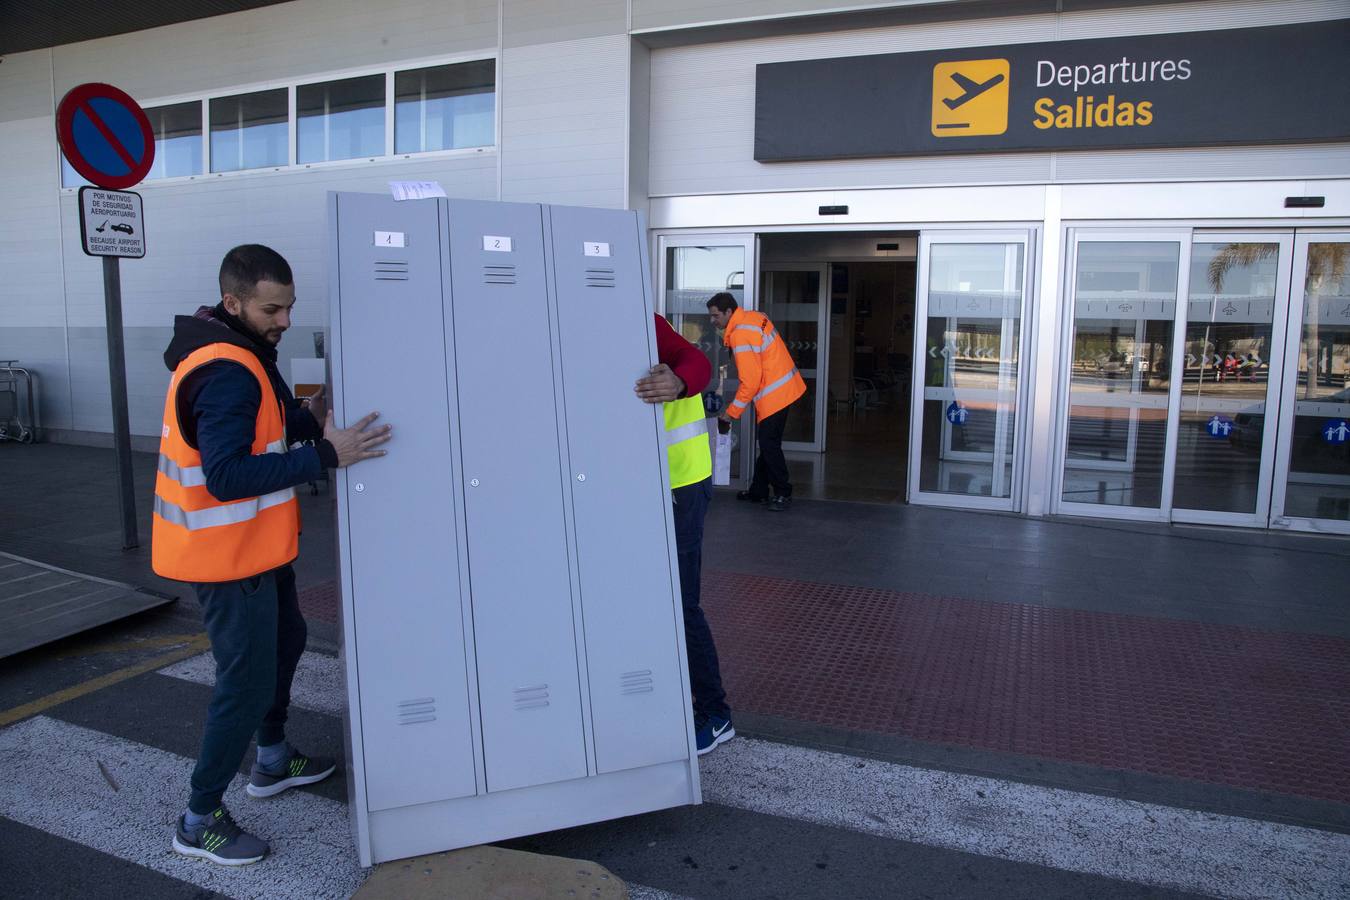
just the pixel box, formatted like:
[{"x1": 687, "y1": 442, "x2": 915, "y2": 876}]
[
  {"x1": 483, "y1": 235, "x2": 513, "y2": 252},
  {"x1": 583, "y1": 242, "x2": 611, "y2": 257}
]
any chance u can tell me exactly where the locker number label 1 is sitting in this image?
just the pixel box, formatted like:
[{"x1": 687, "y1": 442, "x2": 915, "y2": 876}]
[
  {"x1": 483, "y1": 235, "x2": 513, "y2": 252},
  {"x1": 583, "y1": 242, "x2": 611, "y2": 258},
  {"x1": 374, "y1": 231, "x2": 406, "y2": 248}
]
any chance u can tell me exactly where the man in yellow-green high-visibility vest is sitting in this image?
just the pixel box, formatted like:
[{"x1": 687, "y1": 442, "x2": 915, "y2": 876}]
[{"x1": 634, "y1": 314, "x2": 735, "y2": 756}]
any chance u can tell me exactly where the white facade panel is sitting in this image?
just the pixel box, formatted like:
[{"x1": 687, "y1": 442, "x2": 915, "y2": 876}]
[
  {"x1": 647, "y1": 0, "x2": 1350, "y2": 197},
  {"x1": 632, "y1": 0, "x2": 945, "y2": 31},
  {"x1": 503, "y1": 0, "x2": 627, "y2": 48},
  {"x1": 2, "y1": 117, "x2": 66, "y2": 328},
  {"x1": 48, "y1": 0, "x2": 499, "y2": 102},
  {"x1": 500, "y1": 35, "x2": 629, "y2": 207},
  {"x1": 0, "y1": 49, "x2": 54, "y2": 123}
]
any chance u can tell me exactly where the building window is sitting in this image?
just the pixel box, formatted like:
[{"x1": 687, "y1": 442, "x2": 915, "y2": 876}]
[
  {"x1": 210, "y1": 89, "x2": 288, "y2": 172},
  {"x1": 297, "y1": 75, "x2": 385, "y2": 164},
  {"x1": 147, "y1": 101, "x2": 204, "y2": 179},
  {"x1": 395, "y1": 60, "x2": 495, "y2": 154}
]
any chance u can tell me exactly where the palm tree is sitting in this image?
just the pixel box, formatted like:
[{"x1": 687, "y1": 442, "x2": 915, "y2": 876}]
[
  {"x1": 1207, "y1": 242, "x2": 1348, "y2": 292},
  {"x1": 1207, "y1": 242, "x2": 1350, "y2": 397}
]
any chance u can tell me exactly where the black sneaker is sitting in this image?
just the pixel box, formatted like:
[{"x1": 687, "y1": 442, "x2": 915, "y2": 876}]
[
  {"x1": 695, "y1": 713, "x2": 736, "y2": 756},
  {"x1": 172, "y1": 807, "x2": 268, "y2": 866},
  {"x1": 736, "y1": 491, "x2": 768, "y2": 503},
  {"x1": 767, "y1": 495, "x2": 792, "y2": 512},
  {"x1": 246, "y1": 747, "x2": 336, "y2": 798}
]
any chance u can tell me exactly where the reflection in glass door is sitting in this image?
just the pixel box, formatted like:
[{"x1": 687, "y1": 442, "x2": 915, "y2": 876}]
[
  {"x1": 908, "y1": 232, "x2": 1029, "y2": 510},
  {"x1": 761, "y1": 265, "x2": 828, "y2": 452},
  {"x1": 659, "y1": 235, "x2": 756, "y2": 486},
  {"x1": 1060, "y1": 235, "x2": 1185, "y2": 516},
  {"x1": 1170, "y1": 235, "x2": 1292, "y2": 524},
  {"x1": 1272, "y1": 235, "x2": 1350, "y2": 532}
]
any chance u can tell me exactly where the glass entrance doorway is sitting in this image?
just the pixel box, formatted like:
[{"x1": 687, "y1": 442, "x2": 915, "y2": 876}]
[
  {"x1": 908, "y1": 231, "x2": 1031, "y2": 511},
  {"x1": 1057, "y1": 229, "x2": 1350, "y2": 533},
  {"x1": 760, "y1": 264, "x2": 828, "y2": 452}
]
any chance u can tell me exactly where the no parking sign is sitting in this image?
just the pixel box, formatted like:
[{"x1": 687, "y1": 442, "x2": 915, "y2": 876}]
[{"x1": 56, "y1": 83, "x2": 155, "y2": 190}]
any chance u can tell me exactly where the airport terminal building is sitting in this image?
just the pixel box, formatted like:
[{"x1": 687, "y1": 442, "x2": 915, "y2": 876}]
[{"x1": 2, "y1": 0, "x2": 1347, "y2": 534}]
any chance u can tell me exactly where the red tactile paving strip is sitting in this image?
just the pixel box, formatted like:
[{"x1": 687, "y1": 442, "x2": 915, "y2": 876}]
[
  {"x1": 298, "y1": 579, "x2": 339, "y2": 626},
  {"x1": 300, "y1": 572, "x2": 1350, "y2": 804},
  {"x1": 703, "y1": 570, "x2": 1350, "y2": 805}
]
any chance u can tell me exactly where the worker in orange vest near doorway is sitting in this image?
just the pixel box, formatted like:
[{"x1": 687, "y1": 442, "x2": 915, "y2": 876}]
[
  {"x1": 153, "y1": 244, "x2": 390, "y2": 866},
  {"x1": 706, "y1": 292, "x2": 807, "y2": 512}
]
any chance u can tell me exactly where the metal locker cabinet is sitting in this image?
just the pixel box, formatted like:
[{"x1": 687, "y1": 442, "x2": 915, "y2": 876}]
[
  {"x1": 330, "y1": 193, "x2": 477, "y2": 813},
  {"x1": 546, "y1": 205, "x2": 691, "y2": 774},
  {"x1": 444, "y1": 198, "x2": 588, "y2": 792}
]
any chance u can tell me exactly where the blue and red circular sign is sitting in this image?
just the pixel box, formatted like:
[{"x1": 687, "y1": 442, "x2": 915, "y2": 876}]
[{"x1": 56, "y1": 83, "x2": 155, "y2": 190}]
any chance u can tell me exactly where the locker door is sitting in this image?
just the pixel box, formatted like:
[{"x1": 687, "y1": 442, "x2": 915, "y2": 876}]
[
  {"x1": 445, "y1": 199, "x2": 587, "y2": 792},
  {"x1": 547, "y1": 206, "x2": 688, "y2": 773},
  {"x1": 333, "y1": 193, "x2": 476, "y2": 811}
]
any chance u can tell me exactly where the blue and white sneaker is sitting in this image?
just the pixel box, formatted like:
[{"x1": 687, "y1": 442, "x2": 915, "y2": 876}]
[{"x1": 695, "y1": 713, "x2": 736, "y2": 756}]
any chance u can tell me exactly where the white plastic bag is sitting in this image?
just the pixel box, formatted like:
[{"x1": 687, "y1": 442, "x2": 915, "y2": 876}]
[{"x1": 712, "y1": 420, "x2": 733, "y2": 486}]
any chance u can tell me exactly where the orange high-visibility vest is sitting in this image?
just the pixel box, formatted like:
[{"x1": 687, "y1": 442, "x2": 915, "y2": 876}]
[
  {"x1": 723, "y1": 308, "x2": 806, "y2": 422},
  {"x1": 152, "y1": 343, "x2": 300, "y2": 583}
]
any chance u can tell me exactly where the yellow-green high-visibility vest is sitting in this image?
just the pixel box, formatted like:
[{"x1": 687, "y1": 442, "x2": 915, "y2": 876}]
[{"x1": 664, "y1": 394, "x2": 712, "y2": 489}]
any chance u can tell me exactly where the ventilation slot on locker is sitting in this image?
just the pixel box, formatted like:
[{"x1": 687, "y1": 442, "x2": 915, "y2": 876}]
[
  {"x1": 620, "y1": 670, "x2": 654, "y2": 695},
  {"x1": 484, "y1": 265, "x2": 517, "y2": 285},
  {"x1": 585, "y1": 268, "x2": 616, "y2": 289},
  {"x1": 375, "y1": 260, "x2": 410, "y2": 281},
  {"x1": 397, "y1": 697, "x2": 436, "y2": 725},
  {"x1": 513, "y1": 684, "x2": 549, "y2": 711}
]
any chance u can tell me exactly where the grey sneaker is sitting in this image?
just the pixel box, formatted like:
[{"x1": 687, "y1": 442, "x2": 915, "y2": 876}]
[
  {"x1": 172, "y1": 807, "x2": 268, "y2": 866},
  {"x1": 246, "y1": 747, "x2": 336, "y2": 798}
]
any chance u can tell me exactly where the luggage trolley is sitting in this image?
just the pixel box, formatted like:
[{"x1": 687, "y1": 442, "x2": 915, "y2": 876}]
[{"x1": 0, "y1": 361, "x2": 36, "y2": 443}]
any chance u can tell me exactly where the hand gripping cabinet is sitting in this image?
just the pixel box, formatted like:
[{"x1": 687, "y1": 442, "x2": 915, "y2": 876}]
[{"x1": 327, "y1": 192, "x2": 701, "y2": 865}]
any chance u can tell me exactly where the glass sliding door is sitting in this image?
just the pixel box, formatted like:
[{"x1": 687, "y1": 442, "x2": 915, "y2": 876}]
[
  {"x1": 1170, "y1": 234, "x2": 1293, "y2": 525},
  {"x1": 909, "y1": 231, "x2": 1030, "y2": 510},
  {"x1": 1271, "y1": 234, "x2": 1350, "y2": 533},
  {"x1": 761, "y1": 264, "x2": 829, "y2": 452},
  {"x1": 1059, "y1": 233, "x2": 1187, "y2": 518},
  {"x1": 658, "y1": 234, "x2": 756, "y2": 487}
]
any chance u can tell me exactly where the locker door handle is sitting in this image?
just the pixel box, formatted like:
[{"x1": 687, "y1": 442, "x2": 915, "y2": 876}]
[{"x1": 576, "y1": 474, "x2": 586, "y2": 483}]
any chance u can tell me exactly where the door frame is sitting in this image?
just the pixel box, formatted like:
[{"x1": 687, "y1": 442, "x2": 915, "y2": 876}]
[
  {"x1": 759, "y1": 262, "x2": 830, "y2": 453},
  {"x1": 1269, "y1": 229, "x2": 1350, "y2": 535},
  {"x1": 1053, "y1": 227, "x2": 1193, "y2": 523},
  {"x1": 907, "y1": 228, "x2": 1036, "y2": 513},
  {"x1": 654, "y1": 232, "x2": 758, "y2": 489},
  {"x1": 1169, "y1": 230, "x2": 1295, "y2": 528}
]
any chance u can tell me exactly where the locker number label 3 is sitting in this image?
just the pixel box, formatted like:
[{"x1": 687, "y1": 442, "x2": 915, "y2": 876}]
[
  {"x1": 584, "y1": 242, "x2": 611, "y2": 257},
  {"x1": 483, "y1": 235, "x2": 513, "y2": 252}
]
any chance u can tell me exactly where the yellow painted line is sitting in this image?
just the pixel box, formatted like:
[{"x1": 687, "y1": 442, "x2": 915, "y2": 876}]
[
  {"x1": 55, "y1": 632, "x2": 205, "y2": 660},
  {"x1": 0, "y1": 634, "x2": 210, "y2": 728}
]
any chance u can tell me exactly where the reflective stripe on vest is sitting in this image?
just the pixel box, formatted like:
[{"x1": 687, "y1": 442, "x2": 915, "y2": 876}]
[
  {"x1": 664, "y1": 394, "x2": 712, "y2": 490},
  {"x1": 157, "y1": 438, "x2": 287, "y2": 489},
  {"x1": 154, "y1": 486, "x2": 297, "y2": 530},
  {"x1": 152, "y1": 342, "x2": 300, "y2": 583},
  {"x1": 754, "y1": 367, "x2": 801, "y2": 402}
]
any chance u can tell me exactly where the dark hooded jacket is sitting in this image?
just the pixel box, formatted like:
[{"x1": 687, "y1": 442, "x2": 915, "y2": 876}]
[{"x1": 163, "y1": 304, "x2": 337, "y2": 502}]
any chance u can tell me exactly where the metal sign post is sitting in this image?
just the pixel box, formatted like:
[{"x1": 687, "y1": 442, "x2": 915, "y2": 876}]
[{"x1": 57, "y1": 83, "x2": 155, "y2": 551}]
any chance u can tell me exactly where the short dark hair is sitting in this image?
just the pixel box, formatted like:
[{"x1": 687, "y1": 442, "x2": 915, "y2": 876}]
[
  {"x1": 706, "y1": 292, "x2": 739, "y2": 313},
  {"x1": 219, "y1": 244, "x2": 293, "y2": 301}
]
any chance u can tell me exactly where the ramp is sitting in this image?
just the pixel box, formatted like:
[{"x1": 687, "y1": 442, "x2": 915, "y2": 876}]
[{"x1": 0, "y1": 552, "x2": 176, "y2": 659}]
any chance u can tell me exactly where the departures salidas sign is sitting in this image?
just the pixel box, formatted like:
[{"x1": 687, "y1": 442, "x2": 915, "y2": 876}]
[{"x1": 754, "y1": 19, "x2": 1350, "y2": 161}]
